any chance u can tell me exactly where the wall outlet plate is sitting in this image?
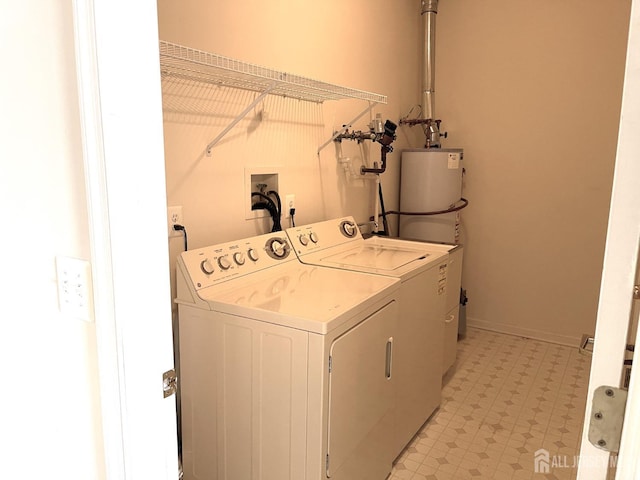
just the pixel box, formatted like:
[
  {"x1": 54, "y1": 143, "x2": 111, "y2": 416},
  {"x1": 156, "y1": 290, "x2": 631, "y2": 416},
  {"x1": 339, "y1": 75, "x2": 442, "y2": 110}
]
[
  {"x1": 168, "y1": 206, "x2": 183, "y2": 237},
  {"x1": 285, "y1": 194, "x2": 295, "y2": 218}
]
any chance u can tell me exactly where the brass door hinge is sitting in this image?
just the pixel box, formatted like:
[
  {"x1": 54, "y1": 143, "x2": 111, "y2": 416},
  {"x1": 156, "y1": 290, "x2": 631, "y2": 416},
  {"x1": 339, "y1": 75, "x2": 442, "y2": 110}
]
[{"x1": 163, "y1": 369, "x2": 178, "y2": 398}]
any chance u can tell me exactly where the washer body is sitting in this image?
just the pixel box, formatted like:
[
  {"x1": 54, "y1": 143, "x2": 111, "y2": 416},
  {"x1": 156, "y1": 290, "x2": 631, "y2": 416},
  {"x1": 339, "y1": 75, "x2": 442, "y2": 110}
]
[
  {"x1": 286, "y1": 217, "x2": 450, "y2": 457},
  {"x1": 176, "y1": 232, "x2": 400, "y2": 480}
]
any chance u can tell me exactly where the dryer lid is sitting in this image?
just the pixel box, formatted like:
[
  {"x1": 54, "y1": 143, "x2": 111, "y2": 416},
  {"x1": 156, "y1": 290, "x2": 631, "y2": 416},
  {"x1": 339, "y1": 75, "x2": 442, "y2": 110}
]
[{"x1": 318, "y1": 244, "x2": 430, "y2": 271}]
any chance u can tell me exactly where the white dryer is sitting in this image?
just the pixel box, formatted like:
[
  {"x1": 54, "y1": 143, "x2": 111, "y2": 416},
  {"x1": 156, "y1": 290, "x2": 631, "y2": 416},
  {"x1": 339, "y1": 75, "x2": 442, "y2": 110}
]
[
  {"x1": 394, "y1": 239, "x2": 464, "y2": 375},
  {"x1": 286, "y1": 217, "x2": 450, "y2": 458},
  {"x1": 175, "y1": 231, "x2": 400, "y2": 480}
]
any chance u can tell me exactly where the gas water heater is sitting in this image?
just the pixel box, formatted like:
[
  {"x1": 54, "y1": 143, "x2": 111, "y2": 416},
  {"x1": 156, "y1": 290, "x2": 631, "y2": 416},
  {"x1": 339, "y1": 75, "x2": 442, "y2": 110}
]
[{"x1": 399, "y1": 148, "x2": 463, "y2": 244}]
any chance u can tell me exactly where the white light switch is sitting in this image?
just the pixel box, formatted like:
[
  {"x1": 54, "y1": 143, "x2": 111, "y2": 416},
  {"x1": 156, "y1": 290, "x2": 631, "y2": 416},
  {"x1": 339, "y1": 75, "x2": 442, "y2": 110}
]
[{"x1": 56, "y1": 256, "x2": 94, "y2": 322}]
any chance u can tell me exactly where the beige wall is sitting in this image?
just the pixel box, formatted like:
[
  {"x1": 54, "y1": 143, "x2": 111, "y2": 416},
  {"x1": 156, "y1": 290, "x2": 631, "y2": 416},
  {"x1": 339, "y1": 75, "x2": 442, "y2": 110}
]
[
  {"x1": 158, "y1": 0, "x2": 631, "y2": 344},
  {"x1": 157, "y1": 0, "x2": 425, "y2": 320},
  {"x1": 1, "y1": 1, "x2": 105, "y2": 478},
  {"x1": 158, "y1": 0, "x2": 425, "y2": 242},
  {"x1": 435, "y1": 1, "x2": 630, "y2": 343}
]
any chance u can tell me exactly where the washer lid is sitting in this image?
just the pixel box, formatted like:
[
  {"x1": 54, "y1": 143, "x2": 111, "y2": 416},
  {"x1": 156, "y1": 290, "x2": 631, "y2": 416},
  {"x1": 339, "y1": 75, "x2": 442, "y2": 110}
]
[{"x1": 197, "y1": 263, "x2": 399, "y2": 334}]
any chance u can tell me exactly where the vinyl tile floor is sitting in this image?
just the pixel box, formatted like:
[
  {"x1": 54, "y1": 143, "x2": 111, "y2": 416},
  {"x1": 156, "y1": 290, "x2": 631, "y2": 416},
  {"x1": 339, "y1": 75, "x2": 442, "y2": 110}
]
[{"x1": 390, "y1": 328, "x2": 594, "y2": 480}]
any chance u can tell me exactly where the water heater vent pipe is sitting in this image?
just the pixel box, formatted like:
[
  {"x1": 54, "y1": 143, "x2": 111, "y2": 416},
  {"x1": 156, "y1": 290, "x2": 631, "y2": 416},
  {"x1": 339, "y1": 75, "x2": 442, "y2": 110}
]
[
  {"x1": 422, "y1": 0, "x2": 441, "y2": 147},
  {"x1": 400, "y1": 0, "x2": 444, "y2": 147}
]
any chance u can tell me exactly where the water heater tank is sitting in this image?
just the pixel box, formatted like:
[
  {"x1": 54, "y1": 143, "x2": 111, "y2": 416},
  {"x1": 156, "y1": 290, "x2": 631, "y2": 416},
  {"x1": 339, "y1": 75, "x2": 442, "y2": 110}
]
[{"x1": 399, "y1": 148, "x2": 463, "y2": 244}]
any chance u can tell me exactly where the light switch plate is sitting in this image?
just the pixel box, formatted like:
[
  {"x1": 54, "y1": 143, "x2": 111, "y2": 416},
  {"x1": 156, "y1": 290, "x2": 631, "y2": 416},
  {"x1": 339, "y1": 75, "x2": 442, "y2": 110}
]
[{"x1": 56, "y1": 256, "x2": 94, "y2": 322}]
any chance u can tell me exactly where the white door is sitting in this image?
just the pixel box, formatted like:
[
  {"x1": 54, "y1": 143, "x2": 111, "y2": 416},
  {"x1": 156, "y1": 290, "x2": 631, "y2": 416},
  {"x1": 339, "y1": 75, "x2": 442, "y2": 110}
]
[
  {"x1": 74, "y1": 0, "x2": 180, "y2": 478},
  {"x1": 577, "y1": 2, "x2": 640, "y2": 478}
]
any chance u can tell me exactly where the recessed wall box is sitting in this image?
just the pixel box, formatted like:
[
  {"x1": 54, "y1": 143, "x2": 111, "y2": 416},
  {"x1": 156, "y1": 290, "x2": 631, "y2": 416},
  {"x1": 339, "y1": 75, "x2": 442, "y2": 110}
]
[{"x1": 245, "y1": 167, "x2": 281, "y2": 220}]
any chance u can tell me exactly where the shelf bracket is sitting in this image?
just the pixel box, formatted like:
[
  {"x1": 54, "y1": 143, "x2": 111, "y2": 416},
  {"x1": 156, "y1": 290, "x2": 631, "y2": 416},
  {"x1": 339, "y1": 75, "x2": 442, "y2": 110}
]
[
  {"x1": 317, "y1": 102, "x2": 379, "y2": 155},
  {"x1": 206, "y1": 81, "x2": 278, "y2": 156}
]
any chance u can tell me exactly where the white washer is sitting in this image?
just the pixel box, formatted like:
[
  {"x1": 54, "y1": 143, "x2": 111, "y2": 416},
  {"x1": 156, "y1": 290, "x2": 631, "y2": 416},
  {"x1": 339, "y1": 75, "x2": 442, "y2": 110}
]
[
  {"x1": 175, "y1": 231, "x2": 400, "y2": 480},
  {"x1": 286, "y1": 217, "x2": 450, "y2": 458}
]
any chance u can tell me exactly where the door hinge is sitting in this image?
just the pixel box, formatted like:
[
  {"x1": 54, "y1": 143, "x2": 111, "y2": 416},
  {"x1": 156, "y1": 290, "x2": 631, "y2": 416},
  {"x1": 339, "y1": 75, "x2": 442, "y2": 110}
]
[
  {"x1": 634, "y1": 284, "x2": 639, "y2": 299},
  {"x1": 588, "y1": 386, "x2": 627, "y2": 452},
  {"x1": 163, "y1": 369, "x2": 178, "y2": 398},
  {"x1": 328, "y1": 356, "x2": 332, "y2": 373},
  {"x1": 326, "y1": 453, "x2": 330, "y2": 477}
]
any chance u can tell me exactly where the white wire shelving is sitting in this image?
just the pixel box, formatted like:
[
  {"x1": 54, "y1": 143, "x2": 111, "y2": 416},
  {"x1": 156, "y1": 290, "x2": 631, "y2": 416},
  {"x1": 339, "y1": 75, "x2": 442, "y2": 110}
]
[{"x1": 158, "y1": 41, "x2": 387, "y2": 155}]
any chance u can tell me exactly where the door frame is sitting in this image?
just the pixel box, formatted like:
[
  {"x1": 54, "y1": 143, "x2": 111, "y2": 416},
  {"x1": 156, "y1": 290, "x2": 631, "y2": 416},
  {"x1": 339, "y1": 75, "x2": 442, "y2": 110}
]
[
  {"x1": 74, "y1": 0, "x2": 640, "y2": 478},
  {"x1": 577, "y1": 1, "x2": 640, "y2": 478},
  {"x1": 73, "y1": 0, "x2": 179, "y2": 478}
]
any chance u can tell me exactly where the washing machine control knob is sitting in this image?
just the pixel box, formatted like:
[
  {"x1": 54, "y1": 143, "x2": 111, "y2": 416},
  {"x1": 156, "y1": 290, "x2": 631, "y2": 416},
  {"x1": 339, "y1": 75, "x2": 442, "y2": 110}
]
[
  {"x1": 200, "y1": 259, "x2": 215, "y2": 275},
  {"x1": 298, "y1": 234, "x2": 309, "y2": 246},
  {"x1": 309, "y1": 232, "x2": 319, "y2": 243},
  {"x1": 270, "y1": 239, "x2": 287, "y2": 257},
  {"x1": 233, "y1": 252, "x2": 246, "y2": 265},
  {"x1": 340, "y1": 221, "x2": 357, "y2": 238},
  {"x1": 247, "y1": 248, "x2": 259, "y2": 262},
  {"x1": 218, "y1": 256, "x2": 231, "y2": 270}
]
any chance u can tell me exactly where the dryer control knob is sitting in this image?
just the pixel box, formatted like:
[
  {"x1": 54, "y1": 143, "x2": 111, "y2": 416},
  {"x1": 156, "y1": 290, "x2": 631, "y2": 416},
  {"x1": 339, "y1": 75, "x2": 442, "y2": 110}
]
[
  {"x1": 200, "y1": 259, "x2": 215, "y2": 275},
  {"x1": 233, "y1": 252, "x2": 246, "y2": 265},
  {"x1": 309, "y1": 232, "x2": 319, "y2": 243},
  {"x1": 247, "y1": 248, "x2": 259, "y2": 262},
  {"x1": 298, "y1": 234, "x2": 309, "y2": 246}
]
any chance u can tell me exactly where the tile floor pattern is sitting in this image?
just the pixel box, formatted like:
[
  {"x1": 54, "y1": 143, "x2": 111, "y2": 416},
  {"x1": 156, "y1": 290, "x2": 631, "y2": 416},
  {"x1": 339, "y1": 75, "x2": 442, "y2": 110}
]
[{"x1": 390, "y1": 328, "x2": 593, "y2": 480}]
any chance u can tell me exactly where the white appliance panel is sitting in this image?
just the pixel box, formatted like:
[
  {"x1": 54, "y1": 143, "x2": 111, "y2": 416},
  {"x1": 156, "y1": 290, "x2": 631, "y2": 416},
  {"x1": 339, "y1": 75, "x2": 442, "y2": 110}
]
[
  {"x1": 179, "y1": 309, "x2": 310, "y2": 480},
  {"x1": 327, "y1": 302, "x2": 397, "y2": 479},
  {"x1": 393, "y1": 266, "x2": 443, "y2": 455},
  {"x1": 443, "y1": 308, "x2": 460, "y2": 374}
]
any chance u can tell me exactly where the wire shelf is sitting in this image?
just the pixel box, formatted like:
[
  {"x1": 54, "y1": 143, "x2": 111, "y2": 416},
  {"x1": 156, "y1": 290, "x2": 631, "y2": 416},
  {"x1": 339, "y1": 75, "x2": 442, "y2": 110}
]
[{"x1": 159, "y1": 41, "x2": 387, "y2": 105}]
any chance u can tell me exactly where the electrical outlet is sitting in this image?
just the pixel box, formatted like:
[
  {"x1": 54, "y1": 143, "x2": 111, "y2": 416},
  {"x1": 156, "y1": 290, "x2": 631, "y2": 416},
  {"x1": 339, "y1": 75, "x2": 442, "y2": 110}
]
[
  {"x1": 168, "y1": 206, "x2": 183, "y2": 237},
  {"x1": 56, "y1": 256, "x2": 94, "y2": 322},
  {"x1": 285, "y1": 194, "x2": 296, "y2": 218}
]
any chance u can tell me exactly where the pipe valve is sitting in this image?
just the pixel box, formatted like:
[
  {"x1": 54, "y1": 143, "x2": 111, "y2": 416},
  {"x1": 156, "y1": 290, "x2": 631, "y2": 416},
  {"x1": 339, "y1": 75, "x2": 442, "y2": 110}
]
[{"x1": 333, "y1": 116, "x2": 398, "y2": 175}]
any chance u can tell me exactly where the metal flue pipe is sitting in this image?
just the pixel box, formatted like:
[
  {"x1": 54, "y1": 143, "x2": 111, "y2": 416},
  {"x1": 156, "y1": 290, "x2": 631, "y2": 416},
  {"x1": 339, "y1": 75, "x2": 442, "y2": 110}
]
[{"x1": 422, "y1": 0, "x2": 441, "y2": 147}]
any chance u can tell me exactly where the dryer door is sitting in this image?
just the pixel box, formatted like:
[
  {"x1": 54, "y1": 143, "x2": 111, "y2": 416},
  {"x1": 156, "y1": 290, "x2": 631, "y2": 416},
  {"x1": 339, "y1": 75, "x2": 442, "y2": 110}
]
[{"x1": 326, "y1": 300, "x2": 397, "y2": 479}]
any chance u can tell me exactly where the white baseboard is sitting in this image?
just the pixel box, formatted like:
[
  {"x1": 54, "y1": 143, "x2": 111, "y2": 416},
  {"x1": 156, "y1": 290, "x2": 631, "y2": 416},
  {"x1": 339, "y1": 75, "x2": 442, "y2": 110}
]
[{"x1": 467, "y1": 316, "x2": 583, "y2": 348}]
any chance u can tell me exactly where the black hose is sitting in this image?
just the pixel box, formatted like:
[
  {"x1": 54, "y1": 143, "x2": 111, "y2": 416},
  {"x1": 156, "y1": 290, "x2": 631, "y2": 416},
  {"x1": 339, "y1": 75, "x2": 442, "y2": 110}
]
[
  {"x1": 393, "y1": 198, "x2": 469, "y2": 216},
  {"x1": 267, "y1": 190, "x2": 282, "y2": 231},
  {"x1": 251, "y1": 191, "x2": 282, "y2": 232},
  {"x1": 377, "y1": 181, "x2": 390, "y2": 236},
  {"x1": 369, "y1": 198, "x2": 469, "y2": 222},
  {"x1": 251, "y1": 191, "x2": 277, "y2": 209}
]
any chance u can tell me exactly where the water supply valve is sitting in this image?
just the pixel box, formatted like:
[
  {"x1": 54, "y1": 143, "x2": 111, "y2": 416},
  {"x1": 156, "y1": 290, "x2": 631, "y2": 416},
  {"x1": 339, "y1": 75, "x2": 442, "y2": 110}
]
[{"x1": 333, "y1": 115, "x2": 397, "y2": 175}]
